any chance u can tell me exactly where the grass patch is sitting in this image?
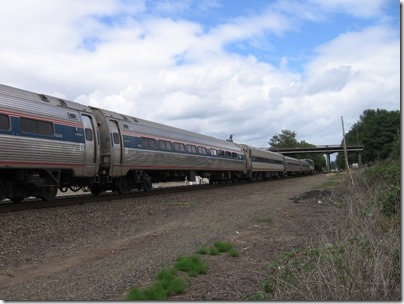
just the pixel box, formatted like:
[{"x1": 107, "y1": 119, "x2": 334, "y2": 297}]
[
  {"x1": 174, "y1": 255, "x2": 208, "y2": 277},
  {"x1": 197, "y1": 246, "x2": 208, "y2": 254},
  {"x1": 127, "y1": 255, "x2": 209, "y2": 300},
  {"x1": 213, "y1": 241, "x2": 233, "y2": 252},
  {"x1": 228, "y1": 248, "x2": 239, "y2": 257},
  {"x1": 198, "y1": 241, "x2": 239, "y2": 257},
  {"x1": 208, "y1": 247, "x2": 220, "y2": 255},
  {"x1": 127, "y1": 268, "x2": 187, "y2": 300},
  {"x1": 127, "y1": 242, "x2": 239, "y2": 299}
]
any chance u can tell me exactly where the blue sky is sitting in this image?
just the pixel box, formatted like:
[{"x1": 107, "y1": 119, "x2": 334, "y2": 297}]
[{"x1": 0, "y1": 0, "x2": 400, "y2": 150}]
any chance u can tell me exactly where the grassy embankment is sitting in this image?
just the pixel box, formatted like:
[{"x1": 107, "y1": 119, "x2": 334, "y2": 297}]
[{"x1": 253, "y1": 159, "x2": 400, "y2": 300}]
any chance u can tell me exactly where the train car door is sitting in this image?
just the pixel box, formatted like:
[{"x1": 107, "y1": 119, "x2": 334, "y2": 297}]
[
  {"x1": 81, "y1": 114, "x2": 98, "y2": 176},
  {"x1": 244, "y1": 147, "x2": 252, "y2": 178},
  {"x1": 109, "y1": 120, "x2": 123, "y2": 176}
]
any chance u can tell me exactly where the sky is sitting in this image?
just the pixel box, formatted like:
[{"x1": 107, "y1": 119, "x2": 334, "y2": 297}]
[{"x1": 0, "y1": 0, "x2": 400, "y2": 149}]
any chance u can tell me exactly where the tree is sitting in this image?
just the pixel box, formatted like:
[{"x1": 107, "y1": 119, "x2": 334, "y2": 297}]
[
  {"x1": 336, "y1": 109, "x2": 400, "y2": 167},
  {"x1": 269, "y1": 130, "x2": 326, "y2": 172},
  {"x1": 269, "y1": 130, "x2": 298, "y2": 148}
]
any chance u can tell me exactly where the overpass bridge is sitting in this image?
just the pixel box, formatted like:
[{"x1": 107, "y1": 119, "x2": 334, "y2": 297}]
[{"x1": 267, "y1": 144, "x2": 364, "y2": 172}]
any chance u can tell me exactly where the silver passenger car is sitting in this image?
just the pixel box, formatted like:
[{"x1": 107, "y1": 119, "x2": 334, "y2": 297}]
[
  {"x1": 91, "y1": 107, "x2": 246, "y2": 194},
  {"x1": 284, "y1": 156, "x2": 310, "y2": 176},
  {"x1": 0, "y1": 84, "x2": 100, "y2": 201},
  {"x1": 238, "y1": 144, "x2": 285, "y2": 179}
]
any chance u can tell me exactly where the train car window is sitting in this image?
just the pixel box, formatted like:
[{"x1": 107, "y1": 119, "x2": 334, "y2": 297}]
[
  {"x1": 198, "y1": 147, "x2": 207, "y2": 154},
  {"x1": 165, "y1": 141, "x2": 172, "y2": 150},
  {"x1": 231, "y1": 152, "x2": 237, "y2": 158},
  {"x1": 173, "y1": 143, "x2": 186, "y2": 152},
  {"x1": 218, "y1": 150, "x2": 224, "y2": 156},
  {"x1": 141, "y1": 137, "x2": 149, "y2": 147},
  {"x1": 141, "y1": 137, "x2": 155, "y2": 148},
  {"x1": 225, "y1": 151, "x2": 231, "y2": 157},
  {"x1": 210, "y1": 149, "x2": 217, "y2": 156},
  {"x1": 122, "y1": 124, "x2": 129, "y2": 130},
  {"x1": 85, "y1": 128, "x2": 93, "y2": 141},
  {"x1": 113, "y1": 132, "x2": 120, "y2": 144},
  {"x1": 159, "y1": 141, "x2": 166, "y2": 149},
  {"x1": 20, "y1": 117, "x2": 54, "y2": 135},
  {"x1": 187, "y1": 145, "x2": 197, "y2": 153},
  {"x1": 0, "y1": 114, "x2": 10, "y2": 130},
  {"x1": 149, "y1": 138, "x2": 156, "y2": 148}
]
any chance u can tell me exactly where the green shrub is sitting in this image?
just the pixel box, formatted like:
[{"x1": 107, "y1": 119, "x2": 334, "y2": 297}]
[
  {"x1": 228, "y1": 248, "x2": 239, "y2": 257},
  {"x1": 361, "y1": 160, "x2": 400, "y2": 216},
  {"x1": 127, "y1": 268, "x2": 187, "y2": 300},
  {"x1": 213, "y1": 241, "x2": 233, "y2": 252},
  {"x1": 208, "y1": 247, "x2": 220, "y2": 255},
  {"x1": 174, "y1": 255, "x2": 208, "y2": 277},
  {"x1": 197, "y1": 246, "x2": 208, "y2": 254}
]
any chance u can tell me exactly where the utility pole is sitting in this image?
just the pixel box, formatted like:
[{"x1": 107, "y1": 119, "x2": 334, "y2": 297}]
[{"x1": 341, "y1": 116, "x2": 355, "y2": 186}]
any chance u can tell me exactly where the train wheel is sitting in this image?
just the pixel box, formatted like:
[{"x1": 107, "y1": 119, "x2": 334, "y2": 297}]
[
  {"x1": 39, "y1": 186, "x2": 58, "y2": 201},
  {"x1": 60, "y1": 186, "x2": 69, "y2": 193},
  {"x1": 0, "y1": 181, "x2": 5, "y2": 200},
  {"x1": 117, "y1": 177, "x2": 130, "y2": 194},
  {"x1": 69, "y1": 185, "x2": 81, "y2": 192},
  {"x1": 142, "y1": 180, "x2": 152, "y2": 192},
  {"x1": 90, "y1": 185, "x2": 102, "y2": 196}
]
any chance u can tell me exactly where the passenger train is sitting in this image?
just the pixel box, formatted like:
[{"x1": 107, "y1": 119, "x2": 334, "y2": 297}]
[{"x1": 0, "y1": 84, "x2": 313, "y2": 202}]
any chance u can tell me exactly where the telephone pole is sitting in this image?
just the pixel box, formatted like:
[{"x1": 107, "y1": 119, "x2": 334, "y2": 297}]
[{"x1": 341, "y1": 116, "x2": 355, "y2": 186}]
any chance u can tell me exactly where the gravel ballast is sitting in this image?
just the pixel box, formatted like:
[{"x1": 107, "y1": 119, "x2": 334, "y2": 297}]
[{"x1": 0, "y1": 174, "x2": 335, "y2": 300}]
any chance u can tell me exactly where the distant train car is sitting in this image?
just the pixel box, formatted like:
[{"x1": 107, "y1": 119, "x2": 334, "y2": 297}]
[
  {"x1": 89, "y1": 107, "x2": 246, "y2": 195},
  {"x1": 303, "y1": 158, "x2": 315, "y2": 174},
  {"x1": 0, "y1": 84, "x2": 100, "y2": 202},
  {"x1": 284, "y1": 156, "x2": 310, "y2": 176},
  {"x1": 238, "y1": 144, "x2": 284, "y2": 179}
]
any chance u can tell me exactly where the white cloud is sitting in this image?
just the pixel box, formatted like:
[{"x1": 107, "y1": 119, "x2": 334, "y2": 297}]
[{"x1": 0, "y1": 0, "x2": 399, "y2": 149}]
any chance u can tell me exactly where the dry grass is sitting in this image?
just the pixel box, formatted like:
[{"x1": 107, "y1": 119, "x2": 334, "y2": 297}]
[{"x1": 259, "y1": 161, "x2": 400, "y2": 301}]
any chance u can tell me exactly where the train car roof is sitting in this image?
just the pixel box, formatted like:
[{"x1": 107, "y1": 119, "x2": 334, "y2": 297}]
[
  {"x1": 0, "y1": 84, "x2": 93, "y2": 113},
  {"x1": 91, "y1": 106, "x2": 242, "y2": 151},
  {"x1": 237, "y1": 144, "x2": 284, "y2": 157}
]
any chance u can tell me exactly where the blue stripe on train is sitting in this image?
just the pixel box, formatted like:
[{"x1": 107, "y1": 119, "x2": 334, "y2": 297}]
[
  {"x1": 0, "y1": 116, "x2": 86, "y2": 143},
  {"x1": 122, "y1": 135, "x2": 246, "y2": 161}
]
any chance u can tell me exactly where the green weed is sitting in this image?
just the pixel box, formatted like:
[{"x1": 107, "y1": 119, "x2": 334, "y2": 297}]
[
  {"x1": 213, "y1": 241, "x2": 233, "y2": 252},
  {"x1": 174, "y1": 255, "x2": 208, "y2": 277},
  {"x1": 126, "y1": 268, "x2": 187, "y2": 300}
]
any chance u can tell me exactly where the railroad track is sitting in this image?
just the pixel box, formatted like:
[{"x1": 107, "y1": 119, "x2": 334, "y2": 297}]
[
  {"x1": 0, "y1": 175, "x2": 309, "y2": 213},
  {"x1": 0, "y1": 182, "x2": 237, "y2": 213}
]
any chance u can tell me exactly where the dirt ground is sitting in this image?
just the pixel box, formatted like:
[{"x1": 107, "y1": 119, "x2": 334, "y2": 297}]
[
  {"x1": 170, "y1": 175, "x2": 344, "y2": 300},
  {"x1": 0, "y1": 173, "x2": 343, "y2": 300}
]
